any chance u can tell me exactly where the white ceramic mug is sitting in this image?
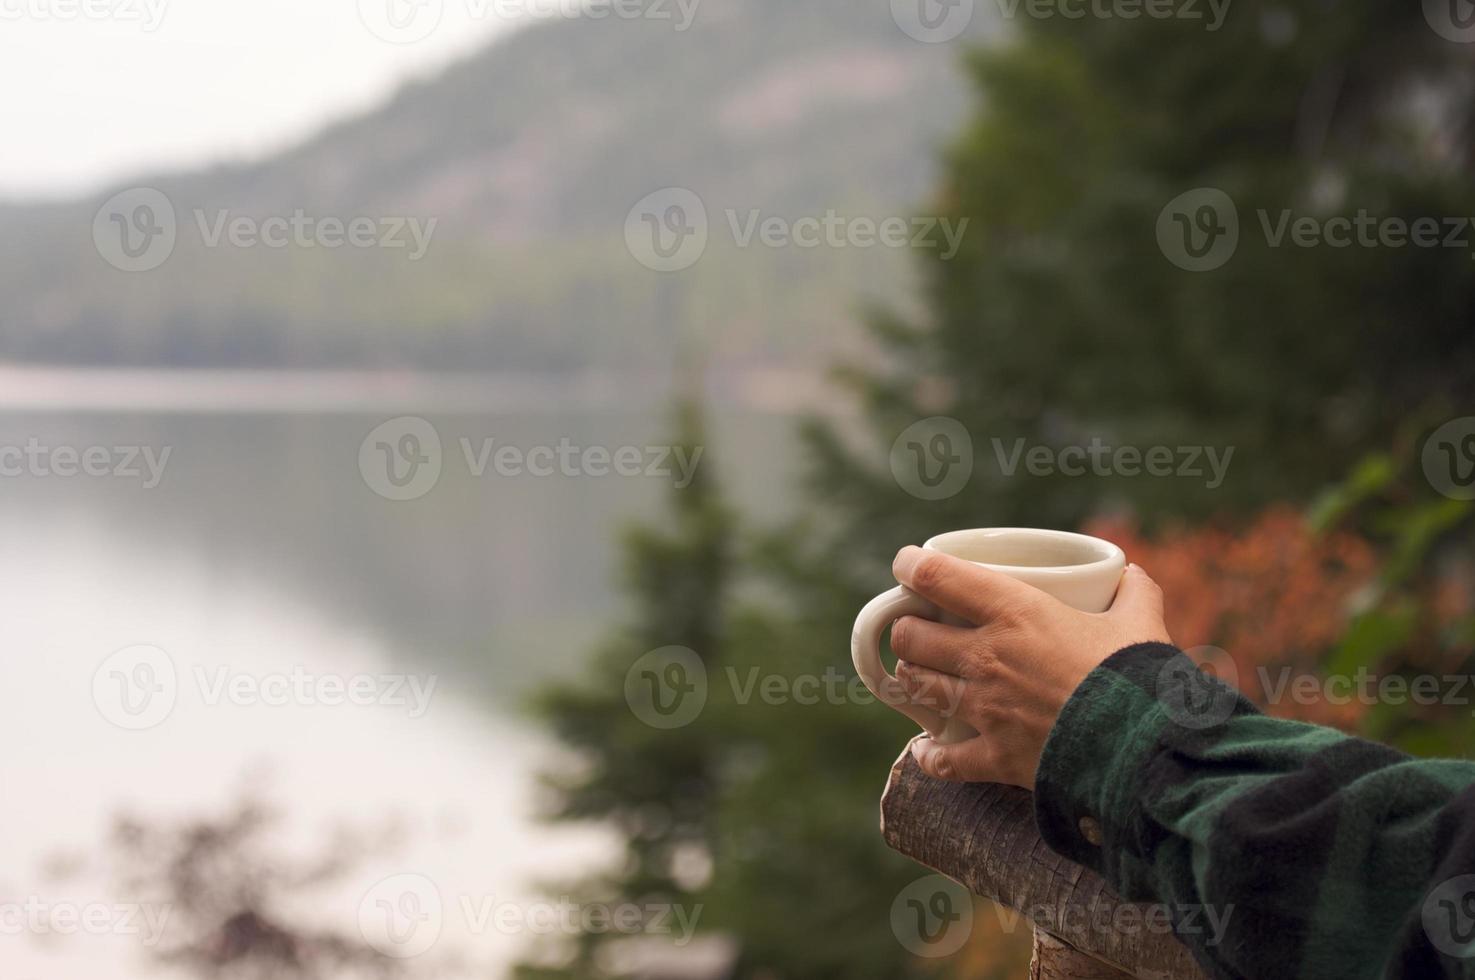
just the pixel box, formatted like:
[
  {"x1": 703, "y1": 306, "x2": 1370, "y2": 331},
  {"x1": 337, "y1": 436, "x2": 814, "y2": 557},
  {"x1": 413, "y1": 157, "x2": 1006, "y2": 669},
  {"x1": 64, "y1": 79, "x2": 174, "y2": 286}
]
[{"x1": 851, "y1": 528, "x2": 1126, "y2": 744}]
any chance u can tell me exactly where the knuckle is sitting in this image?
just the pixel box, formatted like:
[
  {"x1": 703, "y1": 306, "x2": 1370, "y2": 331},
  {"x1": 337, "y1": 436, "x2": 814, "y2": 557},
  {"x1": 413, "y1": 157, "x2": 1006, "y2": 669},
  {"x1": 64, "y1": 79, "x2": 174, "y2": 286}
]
[
  {"x1": 932, "y1": 678, "x2": 964, "y2": 715},
  {"x1": 998, "y1": 596, "x2": 1040, "y2": 628},
  {"x1": 963, "y1": 640, "x2": 1001, "y2": 680},
  {"x1": 910, "y1": 553, "x2": 946, "y2": 593},
  {"x1": 890, "y1": 616, "x2": 914, "y2": 656},
  {"x1": 987, "y1": 618, "x2": 1028, "y2": 654},
  {"x1": 919, "y1": 672, "x2": 945, "y2": 704},
  {"x1": 958, "y1": 683, "x2": 988, "y2": 715},
  {"x1": 957, "y1": 746, "x2": 998, "y2": 784}
]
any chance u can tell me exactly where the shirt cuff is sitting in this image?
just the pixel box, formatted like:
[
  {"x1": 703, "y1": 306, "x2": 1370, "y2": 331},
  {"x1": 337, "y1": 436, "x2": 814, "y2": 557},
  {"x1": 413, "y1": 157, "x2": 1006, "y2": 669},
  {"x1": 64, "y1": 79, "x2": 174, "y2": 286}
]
[{"x1": 1032, "y1": 642, "x2": 1254, "y2": 886}]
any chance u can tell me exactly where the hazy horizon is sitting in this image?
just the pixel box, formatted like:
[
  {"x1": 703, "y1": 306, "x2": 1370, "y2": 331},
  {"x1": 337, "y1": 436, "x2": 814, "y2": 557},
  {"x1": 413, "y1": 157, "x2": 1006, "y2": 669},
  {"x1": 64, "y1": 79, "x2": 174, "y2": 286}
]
[{"x1": 1, "y1": 0, "x2": 531, "y2": 200}]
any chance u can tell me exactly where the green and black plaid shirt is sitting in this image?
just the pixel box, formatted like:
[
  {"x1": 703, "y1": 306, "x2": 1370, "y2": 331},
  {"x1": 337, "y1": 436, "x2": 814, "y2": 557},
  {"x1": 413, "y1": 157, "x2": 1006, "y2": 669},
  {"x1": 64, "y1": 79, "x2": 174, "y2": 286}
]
[{"x1": 1034, "y1": 642, "x2": 1475, "y2": 979}]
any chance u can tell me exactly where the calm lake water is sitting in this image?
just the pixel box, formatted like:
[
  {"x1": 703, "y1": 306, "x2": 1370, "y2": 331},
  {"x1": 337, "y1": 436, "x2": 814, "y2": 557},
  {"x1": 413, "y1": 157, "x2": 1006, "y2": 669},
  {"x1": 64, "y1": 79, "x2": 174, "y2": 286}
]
[{"x1": 0, "y1": 376, "x2": 804, "y2": 978}]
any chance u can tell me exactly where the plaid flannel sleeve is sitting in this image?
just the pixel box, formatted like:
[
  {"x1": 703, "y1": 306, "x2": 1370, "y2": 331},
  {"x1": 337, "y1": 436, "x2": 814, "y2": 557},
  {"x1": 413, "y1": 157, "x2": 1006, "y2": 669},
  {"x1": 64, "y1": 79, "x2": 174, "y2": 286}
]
[{"x1": 1033, "y1": 642, "x2": 1475, "y2": 980}]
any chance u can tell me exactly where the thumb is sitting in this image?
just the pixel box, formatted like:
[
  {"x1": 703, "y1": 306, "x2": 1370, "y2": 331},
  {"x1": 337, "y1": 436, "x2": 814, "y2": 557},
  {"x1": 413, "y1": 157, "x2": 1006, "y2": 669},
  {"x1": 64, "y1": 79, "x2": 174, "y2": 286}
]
[
  {"x1": 1110, "y1": 563, "x2": 1169, "y2": 637},
  {"x1": 910, "y1": 735, "x2": 991, "y2": 783}
]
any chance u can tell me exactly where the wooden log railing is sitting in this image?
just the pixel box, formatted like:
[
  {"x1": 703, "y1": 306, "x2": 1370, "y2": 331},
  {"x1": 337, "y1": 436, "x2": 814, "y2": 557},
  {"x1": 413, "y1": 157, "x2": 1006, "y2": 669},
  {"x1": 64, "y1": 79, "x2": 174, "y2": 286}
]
[{"x1": 880, "y1": 738, "x2": 1209, "y2": 980}]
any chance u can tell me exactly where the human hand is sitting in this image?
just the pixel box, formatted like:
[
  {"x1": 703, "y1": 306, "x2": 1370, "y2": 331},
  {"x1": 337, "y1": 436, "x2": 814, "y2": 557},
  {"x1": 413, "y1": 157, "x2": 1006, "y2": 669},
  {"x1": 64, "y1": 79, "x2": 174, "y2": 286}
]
[{"x1": 889, "y1": 546, "x2": 1171, "y2": 789}]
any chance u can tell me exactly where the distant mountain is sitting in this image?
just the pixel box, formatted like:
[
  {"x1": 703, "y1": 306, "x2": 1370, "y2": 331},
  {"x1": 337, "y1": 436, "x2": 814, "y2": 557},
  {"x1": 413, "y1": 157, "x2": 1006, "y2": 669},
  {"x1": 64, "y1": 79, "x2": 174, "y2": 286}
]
[{"x1": 0, "y1": 0, "x2": 995, "y2": 371}]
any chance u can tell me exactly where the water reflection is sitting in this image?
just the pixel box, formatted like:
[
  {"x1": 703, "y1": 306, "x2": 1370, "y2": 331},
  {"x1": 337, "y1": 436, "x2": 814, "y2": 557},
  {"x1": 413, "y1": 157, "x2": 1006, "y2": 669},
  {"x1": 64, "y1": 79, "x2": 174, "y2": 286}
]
[{"x1": 0, "y1": 396, "x2": 797, "y2": 976}]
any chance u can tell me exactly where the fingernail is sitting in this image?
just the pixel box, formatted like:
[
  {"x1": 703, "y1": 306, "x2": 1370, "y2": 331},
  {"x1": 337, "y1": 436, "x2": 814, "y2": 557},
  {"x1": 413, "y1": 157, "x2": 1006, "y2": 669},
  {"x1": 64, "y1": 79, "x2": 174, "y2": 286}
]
[
  {"x1": 892, "y1": 545, "x2": 923, "y2": 578},
  {"x1": 910, "y1": 737, "x2": 930, "y2": 761}
]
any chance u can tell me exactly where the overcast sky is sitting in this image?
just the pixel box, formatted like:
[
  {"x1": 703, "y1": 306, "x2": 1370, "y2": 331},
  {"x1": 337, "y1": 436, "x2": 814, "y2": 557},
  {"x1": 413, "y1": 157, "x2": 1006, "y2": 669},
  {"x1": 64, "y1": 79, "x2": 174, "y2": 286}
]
[{"x1": 1, "y1": 0, "x2": 526, "y2": 200}]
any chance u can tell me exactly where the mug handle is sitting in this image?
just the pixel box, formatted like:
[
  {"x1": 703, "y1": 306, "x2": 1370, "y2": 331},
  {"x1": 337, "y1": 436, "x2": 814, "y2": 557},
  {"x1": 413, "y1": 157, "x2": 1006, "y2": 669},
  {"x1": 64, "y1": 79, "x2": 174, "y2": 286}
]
[{"x1": 851, "y1": 586, "x2": 979, "y2": 744}]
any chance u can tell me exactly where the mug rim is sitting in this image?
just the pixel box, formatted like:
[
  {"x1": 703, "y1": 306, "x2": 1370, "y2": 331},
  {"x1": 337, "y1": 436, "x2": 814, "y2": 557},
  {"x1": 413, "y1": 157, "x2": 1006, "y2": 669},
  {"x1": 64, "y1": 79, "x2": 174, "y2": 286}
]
[{"x1": 922, "y1": 527, "x2": 1125, "y2": 576}]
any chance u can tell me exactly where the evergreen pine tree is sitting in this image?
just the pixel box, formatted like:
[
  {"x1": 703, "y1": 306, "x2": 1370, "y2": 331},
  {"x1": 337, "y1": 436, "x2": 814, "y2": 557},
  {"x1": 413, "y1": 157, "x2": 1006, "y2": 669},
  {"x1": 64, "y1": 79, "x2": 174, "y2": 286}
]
[{"x1": 521, "y1": 400, "x2": 736, "y2": 978}]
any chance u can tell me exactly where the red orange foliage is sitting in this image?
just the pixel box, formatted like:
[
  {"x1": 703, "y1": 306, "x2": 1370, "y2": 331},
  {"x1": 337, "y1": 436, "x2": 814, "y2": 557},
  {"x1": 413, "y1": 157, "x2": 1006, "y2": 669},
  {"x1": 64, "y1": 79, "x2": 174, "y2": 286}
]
[{"x1": 1083, "y1": 509, "x2": 1379, "y2": 729}]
